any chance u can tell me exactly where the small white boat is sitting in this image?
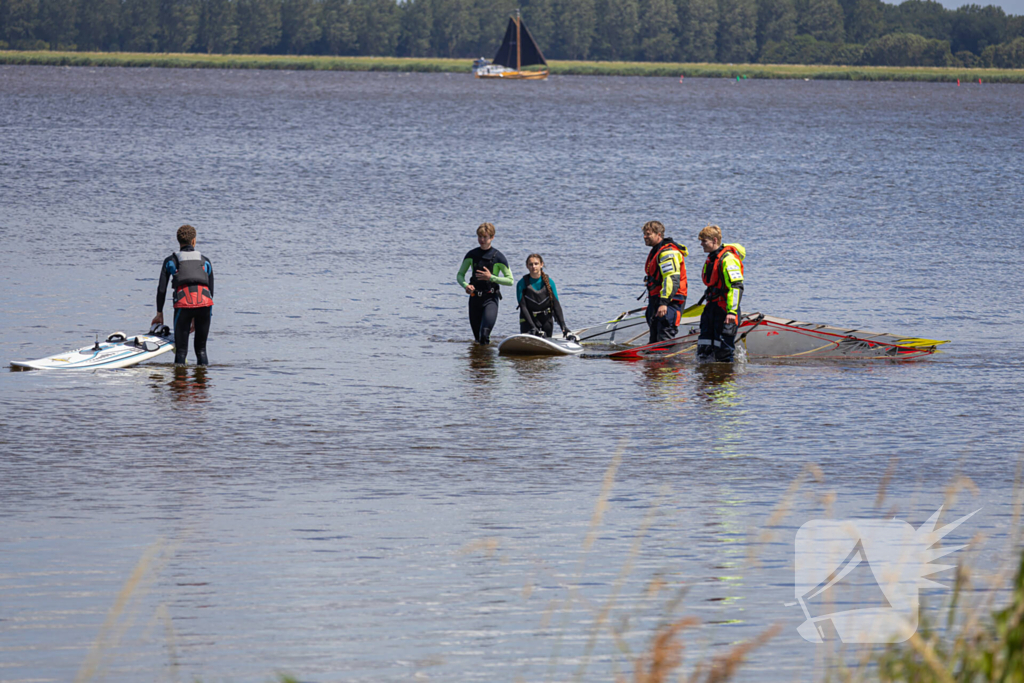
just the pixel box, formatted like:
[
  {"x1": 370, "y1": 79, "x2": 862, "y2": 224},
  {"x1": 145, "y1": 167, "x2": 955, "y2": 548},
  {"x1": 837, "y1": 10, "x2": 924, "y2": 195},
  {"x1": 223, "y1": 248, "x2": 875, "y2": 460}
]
[
  {"x1": 472, "y1": 58, "x2": 513, "y2": 78},
  {"x1": 474, "y1": 12, "x2": 549, "y2": 81}
]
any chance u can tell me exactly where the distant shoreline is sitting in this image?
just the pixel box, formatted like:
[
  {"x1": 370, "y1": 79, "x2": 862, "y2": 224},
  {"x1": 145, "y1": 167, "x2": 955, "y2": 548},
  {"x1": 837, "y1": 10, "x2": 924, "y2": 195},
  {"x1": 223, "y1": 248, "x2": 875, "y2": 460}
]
[{"x1": 3, "y1": 50, "x2": 1023, "y2": 83}]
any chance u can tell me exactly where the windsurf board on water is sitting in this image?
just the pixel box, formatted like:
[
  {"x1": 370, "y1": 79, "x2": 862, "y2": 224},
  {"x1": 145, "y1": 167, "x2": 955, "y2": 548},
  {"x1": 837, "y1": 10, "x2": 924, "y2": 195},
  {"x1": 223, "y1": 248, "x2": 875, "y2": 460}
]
[
  {"x1": 11, "y1": 328, "x2": 175, "y2": 370},
  {"x1": 574, "y1": 304, "x2": 704, "y2": 345},
  {"x1": 595, "y1": 313, "x2": 948, "y2": 361},
  {"x1": 497, "y1": 334, "x2": 584, "y2": 356},
  {"x1": 600, "y1": 334, "x2": 697, "y2": 360}
]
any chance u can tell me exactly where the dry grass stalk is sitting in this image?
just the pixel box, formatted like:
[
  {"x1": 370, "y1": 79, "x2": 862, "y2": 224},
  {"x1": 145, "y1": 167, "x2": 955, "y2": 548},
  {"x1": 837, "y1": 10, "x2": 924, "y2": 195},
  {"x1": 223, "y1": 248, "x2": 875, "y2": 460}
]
[
  {"x1": 583, "y1": 445, "x2": 625, "y2": 553},
  {"x1": 747, "y1": 463, "x2": 825, "y2": 566},
  {"x1": 156, "y1": 603, "x2": 180, "y2": 683},
  {"x1": 624, "y1": 617, "x2": 698, "y2": 683},
  {"x1": 904, "y1": 630, "x2": 957, "y2": 683},
  {"x1": 547, "y1": 444, "x2": 625, "y2": 678},
  {"x1": 458, "y1": 537, "x2": 500, "y2": 558},
  {"x1": 874, "y1": 455, "x2": 899, "y2": 509},
  {"x1": 574, "y1": 487, "x2": 669, "y2": 681},
  {"x1": 688, "y1": 623, "x2": 783, "y2": 683},
  {"x1": 75, "y1": 539, "x2": 170, "y2": 683}
]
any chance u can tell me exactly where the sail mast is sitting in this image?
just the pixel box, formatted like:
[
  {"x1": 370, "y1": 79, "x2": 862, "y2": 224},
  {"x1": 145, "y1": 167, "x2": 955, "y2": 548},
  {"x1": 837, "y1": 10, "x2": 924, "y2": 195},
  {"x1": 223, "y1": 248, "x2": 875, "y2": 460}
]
[{"x1": 516, "y1": 9, "x2": 521, "y2": 72}]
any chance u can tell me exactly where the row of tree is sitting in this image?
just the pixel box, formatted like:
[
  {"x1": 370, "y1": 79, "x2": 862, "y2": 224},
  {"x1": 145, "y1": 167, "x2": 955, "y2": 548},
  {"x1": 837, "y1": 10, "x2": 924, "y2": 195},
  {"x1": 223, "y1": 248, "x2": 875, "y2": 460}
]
[{"x1": 2, "y1": 0, "x2": 1023, "y2": 67}]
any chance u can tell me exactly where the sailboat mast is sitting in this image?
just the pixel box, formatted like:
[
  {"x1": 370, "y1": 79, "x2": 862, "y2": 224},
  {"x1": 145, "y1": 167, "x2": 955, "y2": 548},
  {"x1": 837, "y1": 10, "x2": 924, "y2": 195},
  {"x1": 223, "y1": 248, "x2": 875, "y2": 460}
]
[{"x1": 516, "y1": 9, "x2": 521, "y2": 71}]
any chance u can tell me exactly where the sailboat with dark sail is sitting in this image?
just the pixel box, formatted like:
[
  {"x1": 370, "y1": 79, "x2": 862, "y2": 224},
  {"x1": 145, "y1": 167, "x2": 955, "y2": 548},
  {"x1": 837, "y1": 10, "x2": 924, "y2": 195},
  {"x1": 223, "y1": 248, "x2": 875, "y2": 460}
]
[{"x1": 474, "y1": 11, "x2": 548, "y2": 80}]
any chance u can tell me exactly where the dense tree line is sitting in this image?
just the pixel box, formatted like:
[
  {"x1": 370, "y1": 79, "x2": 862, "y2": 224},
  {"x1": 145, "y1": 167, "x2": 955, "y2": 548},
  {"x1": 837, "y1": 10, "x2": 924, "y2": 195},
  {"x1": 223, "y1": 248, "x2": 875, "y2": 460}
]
[{"x1": 2, "y1": 0, "x2": 1023, "y2": 67}]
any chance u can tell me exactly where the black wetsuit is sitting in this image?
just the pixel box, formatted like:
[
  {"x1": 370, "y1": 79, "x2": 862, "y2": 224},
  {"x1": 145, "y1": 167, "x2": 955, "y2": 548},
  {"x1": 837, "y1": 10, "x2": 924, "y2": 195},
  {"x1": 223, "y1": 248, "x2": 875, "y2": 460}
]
[
  {"x1": 457, "y1": 247, "x2": 512, "y2": 344},
  {"x1": 157, "y1": 246, "x2": 214, "y2": 365},
  {"x1": 517, "y1": 275, "x2": 567, "y2": 338}
]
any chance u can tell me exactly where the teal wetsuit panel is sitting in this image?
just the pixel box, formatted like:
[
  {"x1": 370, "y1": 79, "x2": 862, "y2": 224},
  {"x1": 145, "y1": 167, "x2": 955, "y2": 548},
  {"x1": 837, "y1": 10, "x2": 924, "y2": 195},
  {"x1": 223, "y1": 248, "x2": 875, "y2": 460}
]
[{"x1": 516, "y1": 275, "x2": 558, "y2": 303}]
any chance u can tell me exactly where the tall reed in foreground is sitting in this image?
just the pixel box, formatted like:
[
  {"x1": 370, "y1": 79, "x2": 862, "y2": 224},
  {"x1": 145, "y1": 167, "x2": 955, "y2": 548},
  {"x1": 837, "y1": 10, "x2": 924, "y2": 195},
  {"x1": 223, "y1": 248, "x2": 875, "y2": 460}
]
[
  {"x1": 867, "y1": 461, "x2": 1024, "y2": 683},
  {"x1": 74, "y1": 451, "x2": 1022, "y2": 682},
  {"x1": 75, "y1": 538, "x2": 178, "y2": 683}
]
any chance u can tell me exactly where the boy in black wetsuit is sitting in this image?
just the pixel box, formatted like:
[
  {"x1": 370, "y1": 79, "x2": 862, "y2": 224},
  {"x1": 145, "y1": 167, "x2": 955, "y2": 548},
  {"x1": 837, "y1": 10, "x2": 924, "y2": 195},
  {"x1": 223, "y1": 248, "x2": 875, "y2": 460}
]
[
  {"x1": 456, "y1": 223, "x2": 513, "y2": 344},
  {"x1": 151, "y1": 224, "x2": 214, "y2": 365}
]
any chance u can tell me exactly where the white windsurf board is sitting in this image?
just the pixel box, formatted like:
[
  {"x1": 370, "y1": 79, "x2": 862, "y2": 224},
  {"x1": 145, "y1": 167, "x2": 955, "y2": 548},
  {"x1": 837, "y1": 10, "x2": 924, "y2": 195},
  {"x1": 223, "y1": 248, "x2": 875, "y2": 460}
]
[
  {"x1": 11, "y1": 330, "x2": 175, "y2": 370},
  {"x1": 497, "y1": 334, "x2": 583, "y2": 356}
]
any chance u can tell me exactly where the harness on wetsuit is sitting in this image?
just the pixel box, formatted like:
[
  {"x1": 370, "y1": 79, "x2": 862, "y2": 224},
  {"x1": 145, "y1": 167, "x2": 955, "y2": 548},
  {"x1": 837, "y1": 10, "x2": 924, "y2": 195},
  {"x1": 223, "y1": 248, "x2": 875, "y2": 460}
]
[
  {"x1": 469, "y1": 249, "x2": 502, "y2": 299},
  {"x1": 517, "y1": 275, "x2": 567, "y2": 337},
  {"x1": 520, "y1": 281, "x2": 553, "y2": 316}
]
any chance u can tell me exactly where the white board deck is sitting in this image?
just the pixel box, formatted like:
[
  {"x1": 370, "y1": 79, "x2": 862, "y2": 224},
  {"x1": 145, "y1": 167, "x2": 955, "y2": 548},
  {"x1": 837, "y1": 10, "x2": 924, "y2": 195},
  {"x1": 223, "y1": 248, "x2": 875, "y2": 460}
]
[
  {"x1": 497, "y1": 334, "x2": 583, "y2": 356},
  {"x1": 11, "y1": 332, "x2": 175, "y2": 370}
]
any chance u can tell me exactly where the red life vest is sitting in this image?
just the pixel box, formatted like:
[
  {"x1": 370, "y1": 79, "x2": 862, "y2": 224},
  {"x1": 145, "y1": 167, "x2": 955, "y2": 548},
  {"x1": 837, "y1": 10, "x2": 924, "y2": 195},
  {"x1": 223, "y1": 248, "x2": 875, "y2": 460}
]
[
  {"x1": 702, "y1": 245, "x2": 744, "y2": 310},
  {"x1": 644, "y1": 239, "x2": 687, "y2": 303}
]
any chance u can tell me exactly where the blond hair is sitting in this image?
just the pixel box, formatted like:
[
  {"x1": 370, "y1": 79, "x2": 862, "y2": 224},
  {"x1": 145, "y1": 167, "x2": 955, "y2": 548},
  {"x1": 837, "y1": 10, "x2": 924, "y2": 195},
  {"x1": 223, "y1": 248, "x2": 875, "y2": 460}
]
[
  {"x1": 476, "y1": 222, "x2": 496, "y2": 239},
  {"x1": 698, "y1": 225, "x2": 721, "y2": 243}
]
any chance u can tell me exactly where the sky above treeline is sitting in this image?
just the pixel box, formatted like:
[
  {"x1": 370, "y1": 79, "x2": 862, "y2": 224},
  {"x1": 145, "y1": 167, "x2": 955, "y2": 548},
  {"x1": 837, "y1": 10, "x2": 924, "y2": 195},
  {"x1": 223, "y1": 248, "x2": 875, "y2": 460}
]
[{"x1": 927, "y1": 0, "x2": 1023, "y2": 15}]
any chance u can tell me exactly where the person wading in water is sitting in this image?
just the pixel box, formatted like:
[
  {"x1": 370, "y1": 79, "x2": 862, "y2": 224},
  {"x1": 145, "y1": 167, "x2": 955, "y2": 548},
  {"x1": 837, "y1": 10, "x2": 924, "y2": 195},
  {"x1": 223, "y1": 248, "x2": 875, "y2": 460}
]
[
  {"x1": 641, "y1": 220, "x2": 688, "y2": 344},
  {"x1": 152, "y1": 224, "x2": 214, "y2": 366},
  {"x1": 516, "y1": 253, "x2": 570, "y2": 339},
  {"x1": 456, "y1": 223, "x2": 513, "y2": 345},
  {"x1": 697, "y1": 225, "x2": 745, "y2": 363}
]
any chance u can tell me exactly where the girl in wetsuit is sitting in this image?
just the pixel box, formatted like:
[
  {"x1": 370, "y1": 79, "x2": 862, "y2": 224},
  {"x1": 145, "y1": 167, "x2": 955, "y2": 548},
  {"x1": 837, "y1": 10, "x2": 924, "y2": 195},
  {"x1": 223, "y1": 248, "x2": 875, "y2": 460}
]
[
  {"x1": 456, "y1": 223, "x2": 514, "y2": 344},
  {"x1": 516, "y1": 254, "x2": 570, "y2": 338}
]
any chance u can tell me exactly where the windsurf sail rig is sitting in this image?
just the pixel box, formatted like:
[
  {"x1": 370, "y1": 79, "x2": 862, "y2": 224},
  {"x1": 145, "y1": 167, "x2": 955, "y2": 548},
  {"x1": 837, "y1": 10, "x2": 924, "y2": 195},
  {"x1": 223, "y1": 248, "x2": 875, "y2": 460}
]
[
  {"x1": 574, "y1": 308, "x2": 648, "y2": 344},
  {"x1": 575, "y1": 303, "x2": 705, "y2": 345},
  {"x1": 588, "y1": 312, "x2": 949, "y2": 361}
]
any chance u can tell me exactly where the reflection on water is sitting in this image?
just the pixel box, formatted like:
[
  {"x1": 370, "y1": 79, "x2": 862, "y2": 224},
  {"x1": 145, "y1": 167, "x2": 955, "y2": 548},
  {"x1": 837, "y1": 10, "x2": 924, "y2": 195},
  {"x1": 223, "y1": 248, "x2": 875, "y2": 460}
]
[
  {"x1": 149, "y1": 366, "x2": 210, "y2": 404},
  {"x1": 693, "y1": 362, "x2": 741, "y2": 407},
  {"x1": 464, "y1": 343, "x2": 497, "y2": 377},
  {"x1": 693, "y1": 363, "x2": 749, "y2": 459},
  {"x1": 637, "y1": 362, "x2": 691, "y2": 406}
]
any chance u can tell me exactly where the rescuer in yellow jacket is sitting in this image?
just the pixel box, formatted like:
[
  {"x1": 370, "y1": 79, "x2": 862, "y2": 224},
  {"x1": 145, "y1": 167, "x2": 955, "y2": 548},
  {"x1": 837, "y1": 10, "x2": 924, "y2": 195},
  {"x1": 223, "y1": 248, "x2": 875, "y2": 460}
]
[
  {"x1": 641, "y1": 220, "x2": 688, "y2": 344},
  {"x1": 698, "y1": 225, "x2": 745, "y2": 362}
]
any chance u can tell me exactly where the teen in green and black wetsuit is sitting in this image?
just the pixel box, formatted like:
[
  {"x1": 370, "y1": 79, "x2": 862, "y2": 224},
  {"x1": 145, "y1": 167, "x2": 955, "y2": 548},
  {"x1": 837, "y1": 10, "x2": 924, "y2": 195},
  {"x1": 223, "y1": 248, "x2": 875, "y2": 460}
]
[
  {"x1": 456, "y1": 223, "x2": 514, "y2": 345},
  {"x1": 516, "y1": 254, "x2": 569, "y2": 338}
]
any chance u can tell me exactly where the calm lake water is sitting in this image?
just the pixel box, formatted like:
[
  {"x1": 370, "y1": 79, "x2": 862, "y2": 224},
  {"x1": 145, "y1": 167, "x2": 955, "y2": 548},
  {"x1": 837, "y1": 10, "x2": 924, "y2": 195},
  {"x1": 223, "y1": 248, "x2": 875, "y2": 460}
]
[{"x1": 1, "y1": 66, "x2": 1022, "y2": 682}]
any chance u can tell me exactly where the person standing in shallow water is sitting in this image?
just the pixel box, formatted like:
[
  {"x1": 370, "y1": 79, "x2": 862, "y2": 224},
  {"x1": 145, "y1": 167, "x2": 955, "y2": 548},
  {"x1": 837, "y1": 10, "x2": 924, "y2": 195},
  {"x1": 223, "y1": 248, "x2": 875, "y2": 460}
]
[
  {"x1": 516, "y1": 253, "x2": 570, "y2": 338},
  {"x1": 152, "y1": 224, "x2": 214, "y2": 366},
  {"x1": 641, "y1": 220, "x2": 688, "y2": 344},
  {"x1": 456, "y1": 223, "x2": 513, "y2": 344},
  {"x1": 697, "y1": 224, "x2": 745, "y2": 363}
]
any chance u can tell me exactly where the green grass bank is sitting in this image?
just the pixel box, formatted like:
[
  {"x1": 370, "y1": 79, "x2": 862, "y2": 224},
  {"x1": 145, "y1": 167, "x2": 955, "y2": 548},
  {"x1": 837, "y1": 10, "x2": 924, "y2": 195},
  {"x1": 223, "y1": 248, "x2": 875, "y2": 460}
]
[{"x1": 3, "y1": 49, "x2": 1024, "y2": 83}]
